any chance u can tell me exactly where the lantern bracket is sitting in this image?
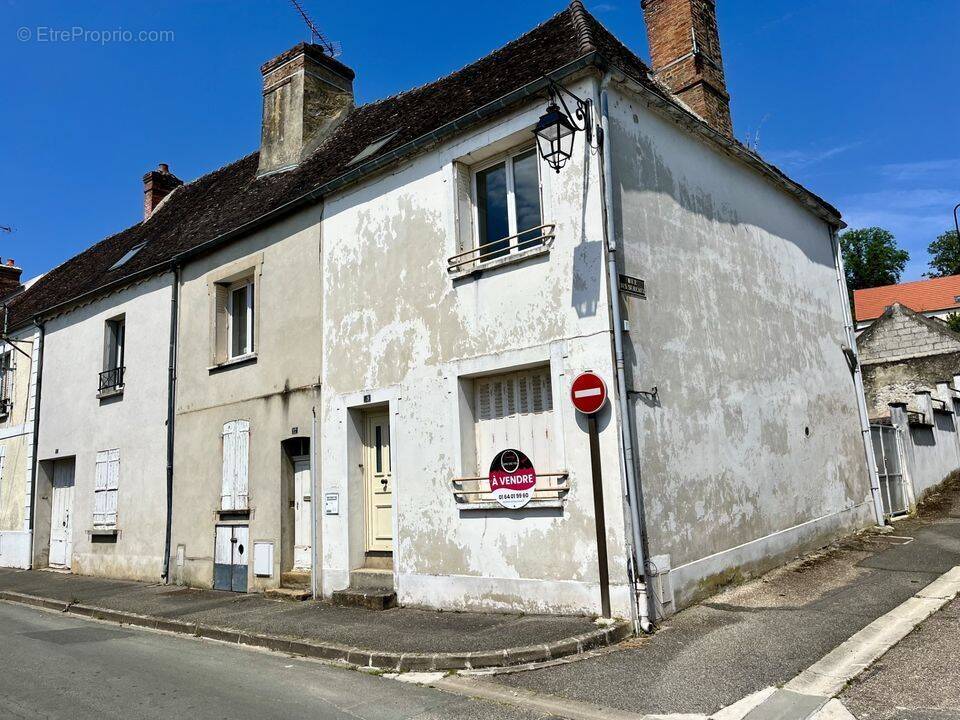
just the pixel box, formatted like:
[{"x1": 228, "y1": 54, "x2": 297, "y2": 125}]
[{"x1": 542, "y1": 76, "x2": 593, "y2": 146}]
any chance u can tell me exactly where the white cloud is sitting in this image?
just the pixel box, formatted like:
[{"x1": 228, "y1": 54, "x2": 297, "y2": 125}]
[
  {"x1": 766, "y1": 141, "x2": 862, "y2": 169},
  {"x1": 880, "y1": 159, "x2": 960, "y2": 182}
]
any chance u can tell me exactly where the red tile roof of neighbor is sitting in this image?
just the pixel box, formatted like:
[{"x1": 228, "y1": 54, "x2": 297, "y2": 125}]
[
  {"x1": 5, "y1": 1, "x2": 842, "y2": 331},
  {"x1": 854, "y1": 275, "x2": 960, "y2": 322}
]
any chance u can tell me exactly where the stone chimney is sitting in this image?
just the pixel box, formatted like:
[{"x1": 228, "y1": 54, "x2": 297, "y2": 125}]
[
  {"x1": 257, "y1": 43, "x2": 355, "y2": 177},
  {"x1": 0, "y1": 259, "x2": 23, "y2": 299},
  {"x1": 641, "y1": 0, "x2": 733, "y2": 137},
  {"x1": 143, "y1": 163, "x2": 183, "y2": 219}
]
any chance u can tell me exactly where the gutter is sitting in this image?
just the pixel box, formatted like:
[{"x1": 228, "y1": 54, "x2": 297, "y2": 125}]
[
  {"x1": 830, "y1": 229, "x2": 886, "y2": 525},
  {"x1": 161, "y1": 266, "x2": 181, "y2": 581},
  {"x1": 598, "y1": 76, "x2": 653, "y2": 633}
]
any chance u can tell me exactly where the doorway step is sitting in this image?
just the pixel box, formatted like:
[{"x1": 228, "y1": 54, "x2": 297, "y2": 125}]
[
  {"x1": 331, "y1": 566, "x2": 396, "y2": 610},
  {"x1": 264, "y1": 570, "x2": 311, "y2": 602}
]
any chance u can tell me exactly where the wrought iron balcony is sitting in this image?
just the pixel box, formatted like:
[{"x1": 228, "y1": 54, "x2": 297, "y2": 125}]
[
  {"x1": 447, "y1": 223, "x2": 556, "y2": 273},
  {"x1": 99, "y1": 366, "x2": 125, "y2": 393}
]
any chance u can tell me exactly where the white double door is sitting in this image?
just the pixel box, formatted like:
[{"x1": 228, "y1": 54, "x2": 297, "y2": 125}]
[
  {"x1": 293, "y1": 457, "x2": 312, "y2": 570},
  {"x1": 49, "y1": 459, "x2": 75, "y2": 569}
]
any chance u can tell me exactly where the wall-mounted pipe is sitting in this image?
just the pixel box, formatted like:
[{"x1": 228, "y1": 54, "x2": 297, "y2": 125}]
[
  {"x1": 598, "y1": 78, "x2": 652, "y2": 633},
  {"x1": 830, "y1": 229, "x2": 885, "y2": 525},
  {"x1": 161, "y1": 266, "x2": 180, "y2": 581}
]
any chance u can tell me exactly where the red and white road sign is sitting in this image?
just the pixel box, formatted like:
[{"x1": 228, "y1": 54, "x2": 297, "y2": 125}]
[{"x1": 571, "y1": 371, "x2": 608, "y2": 414}]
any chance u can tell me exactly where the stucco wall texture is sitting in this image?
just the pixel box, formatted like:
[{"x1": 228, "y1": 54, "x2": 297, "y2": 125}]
[
  {"x1": 607, "y1": 81, "x2": 872, "y2": 607},
  {"x1": 36, "y1": 275, "x2": 172, "y2": 582},
  {"x1": 171, "y1": 206, "x2": 324, "y2": 591},
  {"x1": 319, "y1": 77, "x2": 634, "y2": 617}
]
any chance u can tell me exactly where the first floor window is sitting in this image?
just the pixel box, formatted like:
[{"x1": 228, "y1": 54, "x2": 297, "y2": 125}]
[
  {"x1": 221, "y1": 420, "x2": 250, "y2": 510},
  {"x1": 0, "y1": 350, "x2": 13, "y2": 414},
  {"x1": 474, "y1": 147, "x2": 543, "y2": 259},
  {"x1": 474, "y1": 366, "x2": 555, "y2": 474},
  {"x1": 229, "y1": 281, "x2": 254, "y2": 358},
  {"x1": 101, "y1": 317, "x2": 125, "y2": 392},
  {"x1": 94, "y1": 449, "x2": 120, "y2": 527}
]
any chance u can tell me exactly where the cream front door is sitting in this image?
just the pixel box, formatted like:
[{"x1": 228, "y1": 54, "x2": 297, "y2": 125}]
[
  {"x1": 364, "y1": 412, "x2": 393, "y2": 553},
  {"x1": 293, "y1": 457, "x2": 312, "y2": 570},
  {"x1": 49, "y1": 459, "x2": 75, "y2": 569}
]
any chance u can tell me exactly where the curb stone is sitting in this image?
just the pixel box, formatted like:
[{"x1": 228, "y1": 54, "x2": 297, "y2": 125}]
[{"x1": 0, "y1": 589, "x2": 632, "y2": 671}]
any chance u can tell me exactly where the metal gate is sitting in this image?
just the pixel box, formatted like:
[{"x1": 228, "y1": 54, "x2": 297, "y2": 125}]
[{"x1": 870, "y1": 425, "x2": 909, "y2": 517}]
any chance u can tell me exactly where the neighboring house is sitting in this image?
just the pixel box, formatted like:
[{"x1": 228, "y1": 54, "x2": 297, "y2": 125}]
[
  {"x1": 854, "y1": 275, "x2": 960, "y2": 332},
  {"x1": 4, "y1": 0, "x2": 877, "y2": 621},
  {"x1": 0, "y1": 263, "x2": 41, "y2": 569},
  {"x1": 857, "y1": 302, "x2": 960, "y2": 419}
]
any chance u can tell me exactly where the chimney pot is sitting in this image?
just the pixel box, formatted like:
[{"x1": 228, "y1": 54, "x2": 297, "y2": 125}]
[
  {"x1": 143, "y1": 163, "x2": 183, "y2": 219},
  {"x1": 257, "y1": 43, "x2": 355, "y2": 177},
  {"x1": 5, "y1": 259, "x2": 14, "y2": 267},
  {"x1": 641, "y1": 0, "x2": 733, "y2": 137}
]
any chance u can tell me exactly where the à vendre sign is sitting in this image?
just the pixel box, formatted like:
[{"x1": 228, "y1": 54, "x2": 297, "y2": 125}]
[{"x1": 488, "y1": 449, "x2": 537, "y2": 509}]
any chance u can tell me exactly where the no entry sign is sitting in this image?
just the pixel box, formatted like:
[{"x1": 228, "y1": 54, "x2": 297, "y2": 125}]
[
  {"x1": 571, "y1": 372, "x2": 608, "y2": 414},
  {"x1": 488, "y1": 449, "x2": 537, "y2": 509}
]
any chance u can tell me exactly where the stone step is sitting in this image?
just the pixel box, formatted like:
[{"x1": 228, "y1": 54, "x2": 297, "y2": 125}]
[
  {"x1": 264, "y1": 587, "x2": 311, "y2": 602},
  {"x1": 362, "y1": 553, "x2": 393, "y2": 570},
  {"x1": 349, "y1": 568, "x2": 394, "y2": 591},
  {"x1": 330, "y1": 587, "x2": 397, "y2": 611},
  {"x1": 280, "y1": 571, "x2": 311, "y2": 588}
]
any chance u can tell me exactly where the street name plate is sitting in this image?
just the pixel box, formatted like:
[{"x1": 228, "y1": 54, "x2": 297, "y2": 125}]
[{"x1": 618, "y1": 274, "x2": 645, "y2": 298}]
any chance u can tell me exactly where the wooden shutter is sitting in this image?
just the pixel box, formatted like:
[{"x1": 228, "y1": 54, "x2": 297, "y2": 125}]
[
  {"x1": 93, "y1": 449, "x2": 119, "y2": 527},
  {"x1": 221, "y1": 421, "x2": 237, "y2": 510},
  {"x1": 214, "y1": 284, "x2": 230, "y2": 364},
  {"x1": 474, "y1": 367, "x2": 555, "y2": 474},
  {"x1": 235, "y1": 420, "x2": 250, "y2": 509},
  {"x1": 105, "y1": 449, "x2": 120, "y2": 526},
  {"x1": 221, "y1": 420, "x2": 250, "y2": 510}
]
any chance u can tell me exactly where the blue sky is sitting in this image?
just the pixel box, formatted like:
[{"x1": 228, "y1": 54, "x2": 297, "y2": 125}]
[{"x1": 2, "y1": 0, "x2": 957, "y2": 281}]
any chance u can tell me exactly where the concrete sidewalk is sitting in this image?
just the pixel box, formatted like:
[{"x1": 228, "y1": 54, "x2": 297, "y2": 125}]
[
  {"x1": 480, "y1": 486, "x2": 960, "y2": 717},
  {"x1": 0, "y1": 568, "x2": 628, "y2": 672}
]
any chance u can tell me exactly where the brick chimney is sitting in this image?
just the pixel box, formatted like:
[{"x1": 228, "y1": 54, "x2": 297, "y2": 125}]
[
  {"x1": 257, "y1": 43, "x2": 355, "y2": 177},
  {"x1": 143, "y1": 163, "x2": 183, "y2": 219},
  {"x1": 641, "y1": 0, "x2": 733, "y2": 137},
  {"x1": 0, "y1": 259, "x2": 23, "y2": 299}
]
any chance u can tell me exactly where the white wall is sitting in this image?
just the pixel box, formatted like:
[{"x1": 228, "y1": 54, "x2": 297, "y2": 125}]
[
  {"x1": 36, "y1": 274, "x2": 172, "y2": 581},
  {"x1": 319, "y1": 75, "x2": 633, "y2": 616},
  {"x1": 607, "y1": 81, "x2": 873, "y2": 608}
]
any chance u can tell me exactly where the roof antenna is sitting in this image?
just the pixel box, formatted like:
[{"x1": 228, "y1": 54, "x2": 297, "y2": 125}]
[{"x1": 288, "y1": 0, "x2": 341, "y2": 56}]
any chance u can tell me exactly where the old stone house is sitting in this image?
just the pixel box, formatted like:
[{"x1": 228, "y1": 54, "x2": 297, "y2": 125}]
[
  {"x1": 857, "y1": 302, "x2": 960, "y2": 419},
  {"x1": 3, "y1": 0, "x2": 878, "y2": 624}
]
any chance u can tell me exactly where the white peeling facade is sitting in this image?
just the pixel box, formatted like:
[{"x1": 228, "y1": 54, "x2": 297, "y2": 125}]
[
  {"x1": 33, "y1": 274, "x2": 172, "y2": 581},
  {"x1": 319, "y1": 74, "x2": 633, "y2": 615}
]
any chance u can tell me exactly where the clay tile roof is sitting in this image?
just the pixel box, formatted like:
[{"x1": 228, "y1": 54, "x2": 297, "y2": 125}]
[
  {"x1": 6, "y1": 2, "x2": 840, "y2": 330},
  {"x1": 854, "y1": 275, "x2": 960, "y2": 322}
]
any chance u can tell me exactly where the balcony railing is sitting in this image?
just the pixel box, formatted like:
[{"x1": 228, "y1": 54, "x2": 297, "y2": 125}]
[
  {"x1": 447, "y1": 223, "x2": 555, "y2": 273},
  {"x1": 99, "y1": 366, "x2": 125, "y2": 393}
]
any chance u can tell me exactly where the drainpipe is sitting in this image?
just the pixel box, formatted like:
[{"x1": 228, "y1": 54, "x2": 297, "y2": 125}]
[
  {"x1": 830, "y1": 229, "x2": 885, "y2": 525},
  {"x1": 310, "y1": 406, "x2": 321, "y2": 599},
  {"x1": 598, "y1": 77, "x2": 653, "y2": 633},
  {"x1": 27, "y1": 322, "x2": 44, "y2": 565},
  {"x1": 161, "y1": 266, "x2": 180, "y2": 581}
]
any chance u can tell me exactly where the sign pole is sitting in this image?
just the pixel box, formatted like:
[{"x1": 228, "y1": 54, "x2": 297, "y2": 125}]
[{"x1": 587, "y1": 412, "x2": 611, "y2": 619}]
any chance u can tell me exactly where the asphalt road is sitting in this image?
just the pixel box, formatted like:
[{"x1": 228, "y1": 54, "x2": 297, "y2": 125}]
[{"x1": 0, "y1": 602, "x2": 548, "y2": 720}]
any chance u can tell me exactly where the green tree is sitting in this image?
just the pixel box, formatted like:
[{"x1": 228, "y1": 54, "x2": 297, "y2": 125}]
[
  {"x1": 840, "y1": 226, "x2": 909, "y2": 301},
  {"x1": 946, "y1": 312, "x2": 960, "y2": 334},
  {"x1": 926, "y1": 230, "x2": 960, "y2": 278}
]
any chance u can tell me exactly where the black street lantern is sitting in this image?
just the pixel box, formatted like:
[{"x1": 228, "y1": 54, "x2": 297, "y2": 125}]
[
  {"x1": 534, "y1": 101, "x2": 578, "y2": 173},
  {"x1": 533, "y1": 78, "x2": 594, "y2": 173}
]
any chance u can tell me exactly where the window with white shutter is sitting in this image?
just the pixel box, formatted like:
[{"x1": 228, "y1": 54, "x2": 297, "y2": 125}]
[
  {"x1": 93, "y1": 449, "x2": 120, "y2": 527},
  {"x1": 474, "y1": 367, "x2": 555, "y2": 474},
  {"x1": 221, "y1": 420, "x2": 250, "y2": 510}
]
